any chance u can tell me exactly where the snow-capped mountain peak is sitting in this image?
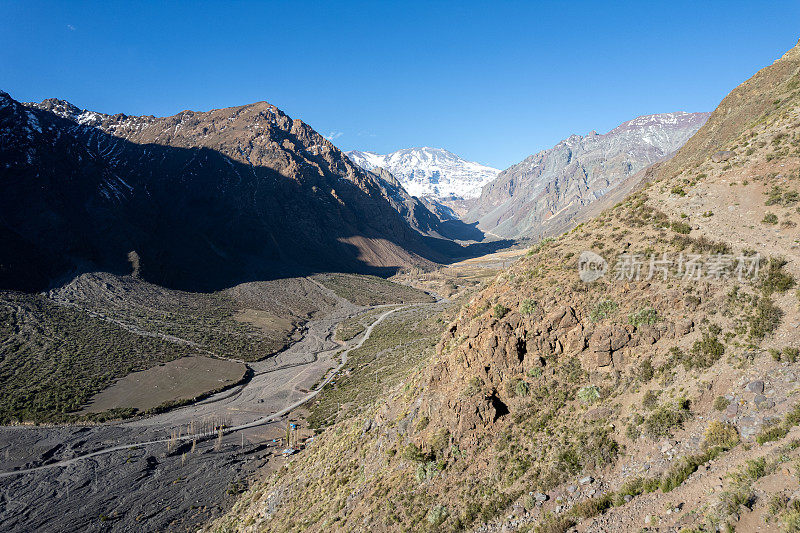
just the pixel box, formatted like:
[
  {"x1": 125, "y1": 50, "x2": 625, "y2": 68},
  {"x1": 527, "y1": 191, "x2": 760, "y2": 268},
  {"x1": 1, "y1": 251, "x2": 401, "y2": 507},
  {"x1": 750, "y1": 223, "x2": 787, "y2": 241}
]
[{"x1": 346, "y1": 147, "x2": 499, "y2": 201}]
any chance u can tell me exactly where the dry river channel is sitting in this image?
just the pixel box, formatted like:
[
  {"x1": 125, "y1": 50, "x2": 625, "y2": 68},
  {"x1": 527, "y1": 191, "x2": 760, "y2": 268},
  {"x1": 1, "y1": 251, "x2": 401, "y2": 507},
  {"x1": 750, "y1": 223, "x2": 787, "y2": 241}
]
[{"x1": 0, "y1": 297, "x2": 408, "y2": 532}]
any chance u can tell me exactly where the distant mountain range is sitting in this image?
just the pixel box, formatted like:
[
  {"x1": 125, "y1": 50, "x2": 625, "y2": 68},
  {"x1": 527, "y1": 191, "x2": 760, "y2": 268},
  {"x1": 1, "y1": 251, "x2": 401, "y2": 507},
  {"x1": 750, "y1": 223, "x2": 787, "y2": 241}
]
[
  {"x1": 346, "y1": 147, "x2": 499, "y2": 202},
  {"x1": 0, "y1": 86, "x2": 712, "y2": 294},
  {"x1": 465, "y1": 111, "x2": 710, "y2": 238},
  {"x1": 0, "y1": 92, "x2": 499, "y2": 292}
]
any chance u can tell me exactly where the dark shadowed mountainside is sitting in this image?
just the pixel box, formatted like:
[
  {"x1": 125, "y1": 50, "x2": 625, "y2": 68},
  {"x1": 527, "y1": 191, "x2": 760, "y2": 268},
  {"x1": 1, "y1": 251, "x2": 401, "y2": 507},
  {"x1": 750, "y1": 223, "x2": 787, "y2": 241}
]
[{"x1": 0, "y1": 93, "x2": 506, "y2": 291}]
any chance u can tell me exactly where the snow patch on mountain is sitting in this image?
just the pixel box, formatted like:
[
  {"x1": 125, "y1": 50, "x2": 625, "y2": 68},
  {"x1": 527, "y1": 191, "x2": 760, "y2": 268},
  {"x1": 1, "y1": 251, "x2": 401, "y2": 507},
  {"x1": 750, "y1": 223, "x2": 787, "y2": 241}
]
[{"x1": 346, "y1": 147, "x2": 499, "y2": 201}]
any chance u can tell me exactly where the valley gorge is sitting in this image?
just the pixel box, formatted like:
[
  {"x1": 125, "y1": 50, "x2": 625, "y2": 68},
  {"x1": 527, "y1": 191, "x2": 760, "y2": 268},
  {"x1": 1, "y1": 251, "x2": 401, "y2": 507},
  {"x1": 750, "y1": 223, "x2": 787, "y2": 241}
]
[{"x1": 2, "y1": 10, "x2": 800, "y2": 533}]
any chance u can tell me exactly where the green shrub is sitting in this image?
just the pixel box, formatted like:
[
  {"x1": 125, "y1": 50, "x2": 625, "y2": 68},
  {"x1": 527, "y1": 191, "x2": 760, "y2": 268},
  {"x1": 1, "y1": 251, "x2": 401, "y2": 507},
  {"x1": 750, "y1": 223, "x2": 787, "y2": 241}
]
[
  {"x1": 713, "y1": 396, "x2": 731, "y2": 411},
  {"x1": 756, "y1": 424, "x2": 788, "y2": 445},
  {"x1": 671, "y1": 221, "x2": 692, "y2": 234},
  {"x1": 519, "y1": 298, "x2": 537, "y2": 315},
  {"x1": 507, "y1": 378, "x2": 530, "y2": 397},
  {"x1": 527, "y1": 368, "x2": 543, "y2": 379},
  {"x1": 644, "y1": 399, "x2": 691, "y2": 439},
  {"x1": 628, "y1": 307, "x2": 659, "y2": 327},
  {"x1": 784, "y1": 403, "x2": 800, "y2": 427},
  {"x1": 660, "y1": 447, "x2": 722, "y2": 492},
  {"x1": 674, "y1": 336, "x2": 722, "y2": 371},
  {"x1": 493, "y1": 303, "x2": 510, "y2": 319},
  {"x1": 426, "y1": 504, "x2": 448, "y2": 526},
  {"x1": 637, "y1": 358, "x2": 654, "y2": 382},
  {"x1": 762, "y1": 213, "x2": 779, "y2": 225},
  {"x1": 590, "y1": 300, "x2": 618, "y2": 322},
  {"x1": 528, "y1": 237, "x2": 555, "y2": 256},
  {"x1": 642, "y1": 390, "x2": 660, "y2": 410},
  {"x1": 428, "y1": 428, "x2": 450, "y2": 453},
  {"x1": 464, "y1": 376, "x2": 483, "y2": 396},
  {"x1": 703, "y1": 421, "x2": 740, "y2": 450},
  {"x1": 416, "y1": 460, "x2": 442, "y2": 482},
  {"x1": 686, "y1": 332, "x2": 725, "y2": 369},
  {"x1": 765, "y1": 185, "x2": 799, "y2": 207},
  {"x1": 612, "y1": 476, "x2": 660, "y2": 506},
  {"x1": 718, "y1": 457, "x2": 769, "y2": 517},
  {"x1": 748, "y1": 297, "x2": 783, "y2": 340},
  {"x1": 569, "y1": 493, "x2": 614, "y2": 520},
  {"x1": 774, "y1": 347, "x2": 800, "y2": 363},
  {"x1": 402, "y1": 443, "x2": 429, "y2": 463},
  {"x1": 783, "y1": 511, "x2": 800, "y2": 532},
  {"x1": 577, "y1": 385, "x2": 601, "y2": 405},
  {"x1": 534, "y1": 514, "x2": 576, "y2": 533},
  {"x1": 625, "y1": 422, "x2": 641, "y2": 440},
  {"x1": 718, "y1": 483, "x2": 755, "y2": 516},
  {"x1": 740, "y1": 457, "x2": 768, "y2": 480},
  {"x1": 671, "y1": 186, "x2": 687, "y2": 196},
  {"x1": 760, "y1": 256, "x2": 795, "y2": 295}
]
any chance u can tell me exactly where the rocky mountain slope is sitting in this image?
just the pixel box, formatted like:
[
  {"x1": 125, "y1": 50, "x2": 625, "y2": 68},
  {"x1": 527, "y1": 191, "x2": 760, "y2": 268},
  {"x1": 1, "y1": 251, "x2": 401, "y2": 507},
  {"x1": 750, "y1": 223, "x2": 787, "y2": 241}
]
[
  {"x1": 366, "y1": 166, "x2": 486, "y2": 242},
  {"x1": 467, "y1": 111, "x2": 709, "y2": 239},
  {"x1": 0, "y1": 94, "x2": 481, "y2": 292},
  {"x1": 346, "y1": 147, "x2": 499, "y2": 206},
  {"x1": 211, "y1": 41, "x2": 800, "y2": 533}
]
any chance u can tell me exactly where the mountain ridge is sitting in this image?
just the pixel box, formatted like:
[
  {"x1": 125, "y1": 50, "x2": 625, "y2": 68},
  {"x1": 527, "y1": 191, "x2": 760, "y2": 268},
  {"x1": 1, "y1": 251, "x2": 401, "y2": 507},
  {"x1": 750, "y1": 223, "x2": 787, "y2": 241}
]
[
  {"x1": 467, "y1": 111, "x2": 710, "y2": 239},
  {"x1": 1, "y1": 92, "x2": 498, "y2": 292}
]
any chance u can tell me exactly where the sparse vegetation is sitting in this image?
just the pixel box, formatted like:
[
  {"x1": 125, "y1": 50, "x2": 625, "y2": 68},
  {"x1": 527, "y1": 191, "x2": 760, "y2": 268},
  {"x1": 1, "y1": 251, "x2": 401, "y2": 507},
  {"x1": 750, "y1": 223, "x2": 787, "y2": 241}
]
[
  {"x1": 643, "y1": 399, "x2": 691, "y2": 439},
  {"x1": 493, "y1": 303, "x2": 510, "y2": 319},
  {"x1": 660, "y1": 446, "x2": 723, "y2": 492},
  {"x1": 756, "y1": 424, "x2": 789, "y2": 445},
  {"x1": 209, "y1": 41, "x2": 800, "y2": 533},
  {"x1": 703, "y1": 421, "x2": 740, "y2": 449},
  {"x1": 0, "y1": 293, "x2": 201, "y2": 423},
  {"x1": 760, "y1": 256, "x2": 796, "y2": 295},
  {"x1": 577, "y1": 385, "x2": 600, "y2": 405},
  {"x1": 528, "y1": 237, "x2": 555, "y2": 256},
  {"x1": 314, "y1": 273, "x2": 435, "y2": 306},
  {"x1": 765, "y1": 184, "x2": 799, "y2": 207},
  {"x1": 519, "y1": 298, "x2": 537, "y2": 315},
  {"x1": 464, "y1": 376, "x2": 484, "y2": 396},
  {"x1": 714, "y1": 396, "x2": 731, "y2": 411},
  {"x1": 628, "y1": 307, "x2": 659, "y2": 327},
  {"x1": 748, "y1": 297, "x2": 783, "y2": 340},
  {"x1": 671, "y1": 221, "x2": 692, "y2": 234},
  {"x1": 307, "y1": 304, "x2": 448, "y2": 429},
  {"x1": 684, "y1": 329, "x2": 725, "y2": 369},
  {"x1": 589, "y1": 299, "x2": 618, "y2": 322}
]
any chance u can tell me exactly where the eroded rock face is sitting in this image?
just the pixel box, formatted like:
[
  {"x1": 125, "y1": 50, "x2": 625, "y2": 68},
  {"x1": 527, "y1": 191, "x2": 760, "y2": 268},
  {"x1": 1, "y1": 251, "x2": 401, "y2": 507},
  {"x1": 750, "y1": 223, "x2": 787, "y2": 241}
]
[
  {"x1": 632, "y1": 324, "x2": 662, "y2": 346},
  {"x1": 428, "y1": 274, "x2": 707, "y2": 444},
  {"x1": 588, "y1": 325, "x2": 631, "y2": 368}
]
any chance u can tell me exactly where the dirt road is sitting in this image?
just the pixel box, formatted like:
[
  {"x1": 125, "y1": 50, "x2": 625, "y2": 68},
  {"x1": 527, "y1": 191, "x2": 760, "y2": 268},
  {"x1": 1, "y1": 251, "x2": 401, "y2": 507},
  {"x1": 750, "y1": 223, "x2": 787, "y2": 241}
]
[{"x1": 0, "y1": 293, "x2": 414, "y2": 532}]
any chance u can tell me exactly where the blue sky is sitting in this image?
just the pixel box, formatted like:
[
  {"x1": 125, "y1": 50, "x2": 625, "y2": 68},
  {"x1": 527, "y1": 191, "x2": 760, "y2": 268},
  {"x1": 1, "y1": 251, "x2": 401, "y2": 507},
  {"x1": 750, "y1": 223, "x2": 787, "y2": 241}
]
[{"x1": 2, "y1": 1, "x2": 799, "y2": 169}]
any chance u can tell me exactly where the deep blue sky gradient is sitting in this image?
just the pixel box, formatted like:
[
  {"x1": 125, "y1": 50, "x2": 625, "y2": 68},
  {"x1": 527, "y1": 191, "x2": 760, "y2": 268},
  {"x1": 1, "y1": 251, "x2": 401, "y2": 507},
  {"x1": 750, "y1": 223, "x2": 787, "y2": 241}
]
[{"x1": 2, "y1": 1, "x2": 799, "y2": 168}]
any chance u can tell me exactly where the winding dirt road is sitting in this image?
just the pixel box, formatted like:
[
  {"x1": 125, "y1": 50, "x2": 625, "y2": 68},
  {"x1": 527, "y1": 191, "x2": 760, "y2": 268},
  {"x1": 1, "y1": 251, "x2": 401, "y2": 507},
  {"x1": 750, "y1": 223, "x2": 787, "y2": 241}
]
[{"x1": 0, "y1": 306, "x2": 404, "y2": 480}]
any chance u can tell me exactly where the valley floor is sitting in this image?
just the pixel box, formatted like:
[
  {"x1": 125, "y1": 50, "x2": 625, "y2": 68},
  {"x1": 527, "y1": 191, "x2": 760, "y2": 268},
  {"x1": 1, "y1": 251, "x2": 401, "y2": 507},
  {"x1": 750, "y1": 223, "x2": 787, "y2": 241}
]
[{"x1": 0, "y1": 275, "x2": 446, "y2": 532}]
